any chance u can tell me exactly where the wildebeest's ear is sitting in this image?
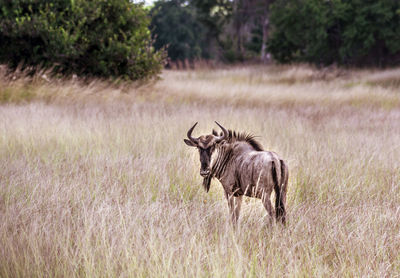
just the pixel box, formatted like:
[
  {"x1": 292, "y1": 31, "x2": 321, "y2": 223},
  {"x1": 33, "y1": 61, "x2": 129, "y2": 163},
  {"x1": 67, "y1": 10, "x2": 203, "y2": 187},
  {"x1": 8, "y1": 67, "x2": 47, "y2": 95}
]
[
  {"x1": 212, "y1": 129, "x2": 218, "y2": 136},
  {"x1": 184, "y1": 139, "x2": 197, "y2": 147}
]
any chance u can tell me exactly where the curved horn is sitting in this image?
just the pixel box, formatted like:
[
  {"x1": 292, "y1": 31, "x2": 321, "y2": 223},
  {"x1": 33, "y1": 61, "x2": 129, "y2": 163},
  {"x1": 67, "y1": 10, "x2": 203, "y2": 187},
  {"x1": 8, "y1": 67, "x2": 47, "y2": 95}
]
[
  {"x1": 214, "y1": 121, "x2": 228, "y2": 143},
  {"x1": 187, "y1": 122, "x2": 199, "y2": 144}
]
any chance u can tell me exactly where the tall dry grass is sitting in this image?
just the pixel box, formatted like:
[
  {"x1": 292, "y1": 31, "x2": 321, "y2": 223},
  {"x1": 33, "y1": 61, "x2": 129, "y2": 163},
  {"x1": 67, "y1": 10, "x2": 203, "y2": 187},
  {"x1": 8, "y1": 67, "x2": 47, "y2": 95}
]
[{"x1": 1, "y1": 65, "x2": 400, "y2": 277}]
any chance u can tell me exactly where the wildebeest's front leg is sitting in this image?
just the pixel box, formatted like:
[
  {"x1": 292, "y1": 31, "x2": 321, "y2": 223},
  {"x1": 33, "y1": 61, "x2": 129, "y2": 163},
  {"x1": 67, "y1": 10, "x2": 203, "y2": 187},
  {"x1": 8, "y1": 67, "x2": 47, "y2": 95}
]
[{"x1": 225, "y1": 192, "x2": 242, "y2": 227}]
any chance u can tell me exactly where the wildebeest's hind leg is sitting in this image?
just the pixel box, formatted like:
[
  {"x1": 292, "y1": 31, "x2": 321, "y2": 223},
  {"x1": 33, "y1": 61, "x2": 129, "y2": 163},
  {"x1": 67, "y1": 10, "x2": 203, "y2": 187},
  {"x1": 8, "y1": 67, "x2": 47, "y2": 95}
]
[
  {"x1": 261, "y1": 191, "x2": 274, "y2": 224},
  {"x1": 279, "y1": 159, "x2": 289, "y2": 224},
  {"x1": 271, "y1": 160, "x2": 286, "y2": 224},
  {"x1": 225, "y1": 193, "x2": 242, "y2": 227}
]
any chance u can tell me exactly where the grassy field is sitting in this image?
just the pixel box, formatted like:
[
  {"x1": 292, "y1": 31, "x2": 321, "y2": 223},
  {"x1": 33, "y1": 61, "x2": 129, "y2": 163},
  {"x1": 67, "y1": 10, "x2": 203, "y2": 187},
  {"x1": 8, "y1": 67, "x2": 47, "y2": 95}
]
[{"x1": 1, "y1": 65, "x2": 400, "y2": 277}]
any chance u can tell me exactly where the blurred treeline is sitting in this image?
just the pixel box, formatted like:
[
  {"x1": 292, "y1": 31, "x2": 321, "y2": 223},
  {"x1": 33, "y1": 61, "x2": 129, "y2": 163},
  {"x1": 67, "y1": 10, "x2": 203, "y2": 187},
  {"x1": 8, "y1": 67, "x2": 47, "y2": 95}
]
[
  {"x1": 150, "y1": 0, "x2": 272, "y2": 68},
  {"x1": 0, "y1": 0, "x2": 399, "y2": 80},
  {"x1": 151, "y1": 0, "x2": 400, "y2": 68}
]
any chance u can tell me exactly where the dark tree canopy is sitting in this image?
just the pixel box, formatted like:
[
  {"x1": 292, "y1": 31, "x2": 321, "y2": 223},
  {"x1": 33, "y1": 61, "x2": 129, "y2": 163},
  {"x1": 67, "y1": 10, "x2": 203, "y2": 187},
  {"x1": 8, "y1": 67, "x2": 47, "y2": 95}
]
[
  {"x1": 149, "y1": 0, "x2": 400, "y2": 67},
  {"x1": 267, "y1": 0, "x2": 400, "y2": 66},
  {"x1": 2, "y1": 0, "x2": 399, "y2": 77},
  {"x1": 150, "y1": 0, "x2": 272, "y2": 64},
  {"x1": 150, "y1": 0, "x2": 206, "y2": 67}
]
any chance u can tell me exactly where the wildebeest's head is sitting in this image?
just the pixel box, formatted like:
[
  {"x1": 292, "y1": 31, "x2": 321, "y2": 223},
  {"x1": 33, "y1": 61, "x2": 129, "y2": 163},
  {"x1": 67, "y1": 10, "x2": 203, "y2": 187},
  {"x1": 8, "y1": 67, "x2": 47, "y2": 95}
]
[{"x1": 184, "y1": 122, "x2": 228, "y2": 178}]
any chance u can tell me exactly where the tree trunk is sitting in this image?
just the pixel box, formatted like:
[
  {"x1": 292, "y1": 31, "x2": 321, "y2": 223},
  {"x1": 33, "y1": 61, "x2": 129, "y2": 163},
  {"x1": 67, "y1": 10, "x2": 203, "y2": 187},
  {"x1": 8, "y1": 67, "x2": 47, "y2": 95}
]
[
  {"x1": 233, "y1": 0, "x2": 242, "y2": 58},
  {"x1": 260, "y1": 16, "x2": 270, "y2": 63}
]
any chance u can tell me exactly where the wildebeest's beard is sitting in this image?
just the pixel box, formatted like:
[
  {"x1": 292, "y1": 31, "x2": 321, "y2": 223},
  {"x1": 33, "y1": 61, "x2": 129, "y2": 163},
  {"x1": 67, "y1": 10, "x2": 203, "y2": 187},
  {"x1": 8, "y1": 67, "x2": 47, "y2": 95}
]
[
  {"x1": 202, "y1": 175, "x2": 212, "y2": 192},
  {"x1": 199, "y1": 148, "x2": 213, "y2": 192}
]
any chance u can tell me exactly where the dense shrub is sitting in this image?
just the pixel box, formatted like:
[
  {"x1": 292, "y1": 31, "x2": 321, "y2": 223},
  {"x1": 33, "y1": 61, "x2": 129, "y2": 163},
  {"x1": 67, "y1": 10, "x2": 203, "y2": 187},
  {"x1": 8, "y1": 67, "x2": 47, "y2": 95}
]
[
  {"x1": 267, "y1": 0, "x2": 400, "y2": 66},
  {"x1": 0, "y1": 0, "x2": 164, "y2": 80}
]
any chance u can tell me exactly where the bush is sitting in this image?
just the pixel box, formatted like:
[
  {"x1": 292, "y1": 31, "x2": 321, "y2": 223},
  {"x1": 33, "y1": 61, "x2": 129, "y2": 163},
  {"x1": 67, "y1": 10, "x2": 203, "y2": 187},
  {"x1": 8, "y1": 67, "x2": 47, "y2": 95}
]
[
  {"x1": 0, "y1": 0, "x2": 164, "y2": 80},
  {"x1": 267, "y1": 0, "x2": 400, "y2": 66}
]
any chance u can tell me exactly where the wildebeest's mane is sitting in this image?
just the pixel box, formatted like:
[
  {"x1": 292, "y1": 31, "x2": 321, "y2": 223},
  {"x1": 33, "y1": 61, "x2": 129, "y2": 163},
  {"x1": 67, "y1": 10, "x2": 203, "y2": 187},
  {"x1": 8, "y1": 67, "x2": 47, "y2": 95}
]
[{"x1": 212, "y1": 129, "x2": 264, "y2": 151}]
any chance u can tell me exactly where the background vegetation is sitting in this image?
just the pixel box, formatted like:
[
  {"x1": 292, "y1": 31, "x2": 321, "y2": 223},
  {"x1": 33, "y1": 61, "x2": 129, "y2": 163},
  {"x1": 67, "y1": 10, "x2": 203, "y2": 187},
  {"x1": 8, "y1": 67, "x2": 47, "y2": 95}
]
[
  {"x1": 268, "y1": 0, "x2": 400, "y2": 66},
  {"x1": 1, "y1": 65, "x2": 400, "y2": 276},
  {"x1": 150, "y1": 0, "x2": 206, "y2": 68},
  {"x1": 150, "y1": 0, "x2": 400, "y2": 66},
  {"x1": 1, "y1": 0, "x2": 400, "y2": 79}
]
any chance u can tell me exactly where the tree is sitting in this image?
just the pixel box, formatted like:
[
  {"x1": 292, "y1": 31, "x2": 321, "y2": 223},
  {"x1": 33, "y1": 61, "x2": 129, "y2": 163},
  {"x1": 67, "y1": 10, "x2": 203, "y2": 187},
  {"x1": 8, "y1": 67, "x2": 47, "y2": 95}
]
[
  {"x1": 190, "y1": 0, "x2": 272, "y2": 62},
  {"x1": 190, "y1": 0, "x2": 233, "y2": 59},
  {"x1": 0, "y1": 0, "x2": 164, "y2": 80},
  {"x1": 231, "y1": 0, "x2": 273, "y2": 62},
  {"x1": 267, "y1": 0, "x2": 400, "y2": 66},
  {"x1": 150, "y1": 0, "x2": 206, "y2": 68}
]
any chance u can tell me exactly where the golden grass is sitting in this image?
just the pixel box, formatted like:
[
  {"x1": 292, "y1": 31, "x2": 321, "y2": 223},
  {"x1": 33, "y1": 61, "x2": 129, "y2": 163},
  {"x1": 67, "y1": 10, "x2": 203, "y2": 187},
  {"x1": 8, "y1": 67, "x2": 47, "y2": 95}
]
[{"x1": 1, "y1": 65, "x2": 400, "y2": 277}]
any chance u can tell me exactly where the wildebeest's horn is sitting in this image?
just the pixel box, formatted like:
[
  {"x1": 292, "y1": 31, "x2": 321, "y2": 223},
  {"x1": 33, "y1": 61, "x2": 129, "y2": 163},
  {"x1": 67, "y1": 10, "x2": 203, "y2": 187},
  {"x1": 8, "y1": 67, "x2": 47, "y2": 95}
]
[
  {"x1": 187, "y1": 122, "x2": 199, "y2": 144},
  {"x1": 214, "y1": 121, "x2": 228, "y2": 143}
]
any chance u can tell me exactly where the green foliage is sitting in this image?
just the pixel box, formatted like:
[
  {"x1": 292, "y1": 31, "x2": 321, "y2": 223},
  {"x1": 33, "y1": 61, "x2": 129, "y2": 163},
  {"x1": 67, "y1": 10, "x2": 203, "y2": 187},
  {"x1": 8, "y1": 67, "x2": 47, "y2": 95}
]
[
  {"x1": 149, "y1": 0, "x2": 270, "y2": 64},
  {"x1": 0, "y1": 0, "x2": 164, "y2": 80},
  {"x1": 150, "y1": 0, "x2": 206, "y2": 64},
  {"x1": 267, "y1": 0, "x2": 400, "y2": 66},
  {"x1": 189, "y1": 0, "x2": 232, "y2": 42},
  {"x1": 190, "y1": 0, "x2": 270, "y2": 63}
]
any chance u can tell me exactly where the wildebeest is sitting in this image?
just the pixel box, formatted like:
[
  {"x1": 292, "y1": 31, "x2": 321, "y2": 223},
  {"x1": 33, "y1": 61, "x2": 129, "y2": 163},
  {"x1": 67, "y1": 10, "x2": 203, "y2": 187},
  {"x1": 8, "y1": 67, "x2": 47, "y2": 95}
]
[{"x1": 184, "y1": 122, "x2": 288, "y2": 225}]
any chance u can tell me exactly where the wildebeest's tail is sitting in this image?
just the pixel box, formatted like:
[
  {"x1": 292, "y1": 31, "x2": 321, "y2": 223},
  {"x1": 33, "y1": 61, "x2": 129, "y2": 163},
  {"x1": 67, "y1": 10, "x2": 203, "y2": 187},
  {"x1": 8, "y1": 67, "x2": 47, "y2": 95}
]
[{"x1": 271, "y1": 160, "x2": 287, "y2": 224}]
